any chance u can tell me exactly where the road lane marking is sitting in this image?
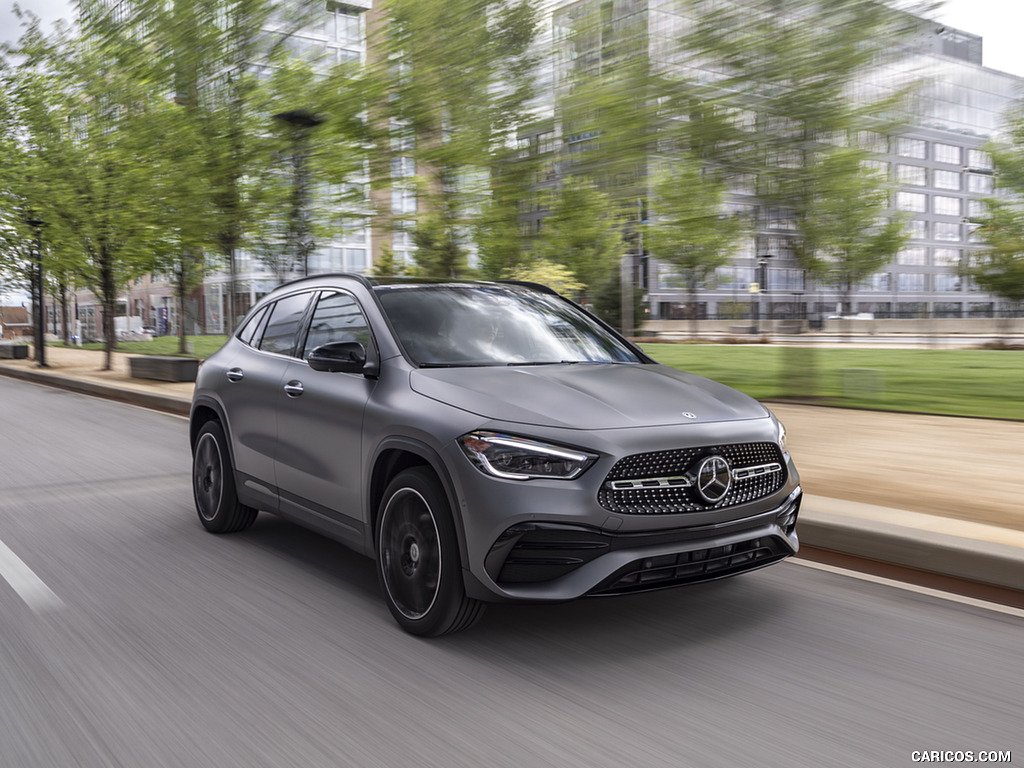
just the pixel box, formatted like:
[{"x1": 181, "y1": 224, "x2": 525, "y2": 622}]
[
  {"x1": 789, "y1": 559, "x2": 1024, "y2": 619},
  {"x1": 0, "y1": 538, "x2": 64, "y2": 613}
]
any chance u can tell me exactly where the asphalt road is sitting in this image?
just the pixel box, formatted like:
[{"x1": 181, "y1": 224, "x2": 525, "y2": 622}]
[{"x1": 0, "y1": 377, "x2": 1020, "y2": 768}]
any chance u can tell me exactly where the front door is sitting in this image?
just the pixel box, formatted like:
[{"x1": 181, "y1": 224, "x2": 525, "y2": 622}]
[{"x1": 274, "y1": 290, "x2": 376, "y2": 536}]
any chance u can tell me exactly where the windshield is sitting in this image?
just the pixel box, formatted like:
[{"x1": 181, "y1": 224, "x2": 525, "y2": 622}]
[{"x1": 375, "y1": 284, "x2": 643, "y2": 367}]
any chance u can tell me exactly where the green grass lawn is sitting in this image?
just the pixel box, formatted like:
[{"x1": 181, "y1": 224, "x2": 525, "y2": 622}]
[
  {"x1": 640, "y1": 343, "x2": 1024, "y2": 421},
  {"x1": 46, "y1": 337, "x2": 1023, "y2": 420},
  {"x1": 52, "y1": 335, "x2": 228, "y2": 359}
]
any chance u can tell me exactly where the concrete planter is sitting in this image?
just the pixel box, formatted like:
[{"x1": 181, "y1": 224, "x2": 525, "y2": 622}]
[
  {"x1": 129, "y1": 355, "x2": 199, "y2": 382},
  {"x1": 0, "y1": 343, "x2": 30, "y2": 359}
]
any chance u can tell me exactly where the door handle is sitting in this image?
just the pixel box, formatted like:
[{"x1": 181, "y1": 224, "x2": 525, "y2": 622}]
[
  {"x1": 226, "y1": 368, "x2": 244, "y2": 382},
  {"x1": 283, "y1": 380, "x2": 304, "y2": 397}
]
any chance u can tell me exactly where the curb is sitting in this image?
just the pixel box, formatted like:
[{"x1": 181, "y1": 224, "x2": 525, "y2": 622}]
[
  {"x1": 0, "y1": 363, "x2": 190, "y2": 416},
  {"x1": 798, "y1": 499, "x2": 1024, "y2": 592}
]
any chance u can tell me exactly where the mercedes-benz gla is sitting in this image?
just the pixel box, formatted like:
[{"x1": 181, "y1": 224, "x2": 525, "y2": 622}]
[{"x1": 190, "y1": 275, "x2": 801, "y2": 636}]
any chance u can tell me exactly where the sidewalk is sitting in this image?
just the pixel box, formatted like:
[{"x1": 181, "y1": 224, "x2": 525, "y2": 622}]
[{"x1": 2, "y1": 343, "x2": 1022, "y2": 594}]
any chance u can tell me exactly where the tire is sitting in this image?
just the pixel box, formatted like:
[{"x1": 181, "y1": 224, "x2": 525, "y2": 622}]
[
  {"x1": 376, "y1": 468, "x2": 485, "y2": 637},
  {"x1": 192, "y1": 420, "x2": 258, "y2": 533}
]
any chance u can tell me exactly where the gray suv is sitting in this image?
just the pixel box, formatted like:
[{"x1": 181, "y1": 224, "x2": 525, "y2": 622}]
[{"x1": 191, "y1": 274, "x2": 801, "y2": 636}]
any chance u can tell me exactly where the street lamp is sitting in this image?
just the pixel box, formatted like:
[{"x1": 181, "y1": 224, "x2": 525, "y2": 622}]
[
  {"x1": 275, "y1": 109, "x2": 326, "y2": 280},
  {"x1": 26, "y1": 218, "x2": 47, "y2": 368}
]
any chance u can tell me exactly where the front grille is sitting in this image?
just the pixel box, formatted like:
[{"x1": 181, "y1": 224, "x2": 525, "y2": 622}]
[
  {"x1": 590, "y1": 537, "x2": 790, "y2": 595},
  {"x1": 598, "y1": 442, "x2": 786, "y2": 515}
]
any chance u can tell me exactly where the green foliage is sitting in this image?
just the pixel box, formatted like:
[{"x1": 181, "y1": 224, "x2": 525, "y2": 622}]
[
  {"x1": 970, "y1": 111, "x2": 1024, "y2": 304},
  {"x1": 677, "y1": 0, "x2": 919, "y2": 276},
  {"x1": 505, "y1": 260, "x2": 584, "y2": 297},
  {"x1": 374, "y1": 0, "x2": 540, "y2": 274},
  {"x1": 802, "y1": 149, "x2": 908, "y2": 310},
  {"x1": 409, "y1": 212, "x2": 473, "y2": 278},
  {"x1": 645, "y1": 162, "x2": 744, "y2": 334},
  {"x1": 593, "y1": 270, "x2": 645, "y2": 334},
  {"x1": 535, "y1": 178, "x2": 624, "y2": 300},
  {"x1": 370, "y1": 244, "x2": 407, "y2": 278}
]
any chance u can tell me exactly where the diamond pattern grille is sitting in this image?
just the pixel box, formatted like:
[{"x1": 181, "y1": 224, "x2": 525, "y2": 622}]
[{"x1": 598, "y1": 442, "x2": 786, "y2": 515}]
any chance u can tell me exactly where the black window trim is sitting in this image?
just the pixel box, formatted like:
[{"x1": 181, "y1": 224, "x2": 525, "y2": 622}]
[{"x1": 297, "y1": 287, "x2": 380, "y2": 369}]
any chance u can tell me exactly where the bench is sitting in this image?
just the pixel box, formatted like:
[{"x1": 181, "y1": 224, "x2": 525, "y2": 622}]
[{"x1": 129, "y1": 356, "x2": 199, "y2": 382}]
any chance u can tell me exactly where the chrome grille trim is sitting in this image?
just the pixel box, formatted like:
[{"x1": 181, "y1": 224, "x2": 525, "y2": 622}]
[
  {"x1": 598, "y1": 442, "x2": 787, "y2": 515},
  {"x1": 731, "y1": 462, "x2": 783, "y2": 480},
  {"x1": 606, "y1": 476, "x2": 693, "y2": 491}
]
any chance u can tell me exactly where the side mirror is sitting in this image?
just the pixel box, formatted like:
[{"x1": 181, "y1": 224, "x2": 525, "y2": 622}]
[{"x1": 308, "y1": 341, "x2": 369, "y2": 374}]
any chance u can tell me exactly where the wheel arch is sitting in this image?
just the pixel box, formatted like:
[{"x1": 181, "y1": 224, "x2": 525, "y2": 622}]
[
  {"x1": 189, "y1": 396, "x2": 229, "y2": 452},
  {"x1": 367, "y1": 438, "x2": 468, "y2": 565}
]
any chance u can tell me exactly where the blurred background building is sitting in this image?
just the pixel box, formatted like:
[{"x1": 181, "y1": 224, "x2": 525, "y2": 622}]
[{"x1": 71, "y1": 0, "x2": 1024, "y2": 337}]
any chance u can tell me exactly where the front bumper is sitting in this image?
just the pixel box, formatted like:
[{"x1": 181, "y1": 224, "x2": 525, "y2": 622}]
[
  {"x1": 443, "y1": 416, "x2": 801, "y2": 603},
  {"x1": 472, "y1": 487, "x2": 800, "y2": 601}
]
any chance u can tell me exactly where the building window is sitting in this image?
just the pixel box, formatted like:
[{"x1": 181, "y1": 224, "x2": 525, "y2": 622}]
[
  {"x1": 933, "y1": 143, "x2": 961, "y2": 164},
  {"x1": 391, "y1": 156, "x2": 416, "y2": 179},
  {"x1": 933, "y1": 196, "x2": 961, "y2": 216},
  {"x1": 896, "y1": 137, "x2": 926, "y2": 159},
  {"x1": 933, "y1": 248, "x2": 961, "y2": 267},
  {"x1": 968, "y1": 199, "x2": 987, "y2": 218},
  {"x1": 967, "y1": 149, "x2": 993, "y2": 170},
  {"x1": 896, "y1": 191, "x2": 927, "y2": 212},
  {"x1": 934, "y1": 274, "x2": 961, "y2": 292},
  {"x1": 897, "y1": 247, "x2": 927, "y2": 266},
  {"x1": 933, "y1": 169, "x2": 961, "y2": 190},
  {"x1": 967, "y1": 174, "x2": 993, "y2": 194},
  {"x1": 345, "y1": 248, "x2": 367, "y2": 271},
  {"x1": 906, "y1": 219, "x2": 927, "y2": 239},
  {"x1": 391, "y1": 187, "x2": 417, "y2": 214},
  {"x1": 860, "y1": 273, "x2": 892, "y2": 292},
  {"x1": 896, "y1": 164, "x2": 926, "y2": 186},
  {"x1": 325, "y1": 4, "x2": 362, "y2": 46},
  {"x1": 933, "y1": 302, "x2": 962, "y2": 318},
  {"x1": 934, "y1": 221, "x2": 961, "y2": 242},
  {"x1": 897, "y1": 273, "x2": 927, "y2": 292}
]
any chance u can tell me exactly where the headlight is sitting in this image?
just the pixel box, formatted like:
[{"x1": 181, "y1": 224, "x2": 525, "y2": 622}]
[
  {"x1": 458, "y1": 431, "x2": 597, "y2": 481},
  {"x1": 776, "y1": 420, "x2": 788, "y2": 453}
]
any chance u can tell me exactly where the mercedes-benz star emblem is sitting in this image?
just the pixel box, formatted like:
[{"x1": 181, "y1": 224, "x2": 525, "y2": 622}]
[{"x1": 696, "y1": 455, "x2": 732, "y2": 503}]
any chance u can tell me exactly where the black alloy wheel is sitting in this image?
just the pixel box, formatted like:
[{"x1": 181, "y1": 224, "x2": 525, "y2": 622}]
[
  {"x1": 376, "y1": 467, "x2": 484, "y2": 636},
  {"x1": 192, "y1": 420, "x2": 258, "y2": 533}
]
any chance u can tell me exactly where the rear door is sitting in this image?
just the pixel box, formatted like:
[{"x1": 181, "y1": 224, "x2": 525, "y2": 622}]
[{"x1": 221, "y1": 290, "x2": 315, "y2": 504}]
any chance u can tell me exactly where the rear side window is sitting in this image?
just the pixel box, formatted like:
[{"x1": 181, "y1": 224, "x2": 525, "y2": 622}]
[
  {"x1": 258, "y1": 293, "x2": 312, "y2": 356},
  {"x1": 236, "y1": 306, "x2": 268, "y2": 347}
]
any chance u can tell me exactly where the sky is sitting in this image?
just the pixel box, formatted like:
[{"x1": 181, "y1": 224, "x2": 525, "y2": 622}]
[{"x1": 2, "y1": 0, "x2": 1023, "y2": 75}]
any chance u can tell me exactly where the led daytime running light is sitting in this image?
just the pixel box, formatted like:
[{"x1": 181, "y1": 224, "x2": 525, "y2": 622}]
[{"x1": 459, "y1": 431, "x2": 596, "y2": 480}]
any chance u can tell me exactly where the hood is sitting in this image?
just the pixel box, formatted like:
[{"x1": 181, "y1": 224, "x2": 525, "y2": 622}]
[{"x1": 409, "y1": 363, "x2": 768, "y2": 429}]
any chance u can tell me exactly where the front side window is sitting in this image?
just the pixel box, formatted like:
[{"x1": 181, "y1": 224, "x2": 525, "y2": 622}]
[
  {"x1": 259, "y1": 292, "x2": 312, "y2": 356},
  {"x1": 376, "y1": 284, "x2": 642, "y2": 367},
  {"x1": 302, "y1": 291, "x2": 372, "y2": 359}
]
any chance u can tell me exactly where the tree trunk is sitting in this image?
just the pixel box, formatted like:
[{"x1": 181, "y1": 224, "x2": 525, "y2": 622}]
[
  {"x1": 178, "y1": 265, "x2": 189, "y2": 355},
  {"x1": 99, "y1": 252, "x2": 117, "y2": 371}
]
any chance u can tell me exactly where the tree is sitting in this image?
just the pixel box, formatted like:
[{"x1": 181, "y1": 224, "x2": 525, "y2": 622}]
[
  {"x1": 1, "y1": 17, "x2": 161, "y2": 369},
  {"x1": 373, "y1": 0, "x2": 540, "y2": 277},
  {"x1": 644, "y1": 162, "x2": 745, "y2": 337},
  {"x1": 535, "y1": 178, "x2": 624, "y2": 302},
  {"x1": 802, "y1": 149, "x2": 907, "y2": 314},
  {"x1": 677, "y1": 0, "x2": 922, "y2": 312},
  {"x1": 506, "y1": 261, "x2": 584, "y2": 297},
  {"x1": 968, "y1": 111, "x2": 1024, "y2": 309}
]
